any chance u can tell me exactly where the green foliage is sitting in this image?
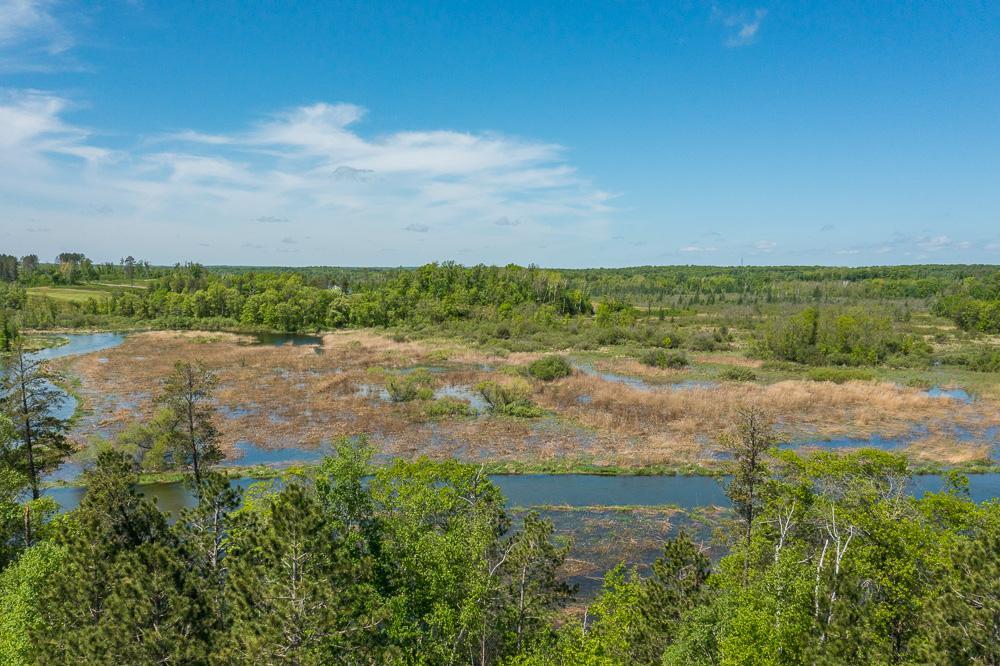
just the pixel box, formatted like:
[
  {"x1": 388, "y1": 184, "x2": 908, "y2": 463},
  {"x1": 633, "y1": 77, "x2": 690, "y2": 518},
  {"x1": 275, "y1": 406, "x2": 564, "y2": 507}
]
[
  {"x1": 385, "y1": 368, "x2": 435, "y2": 402},
  {"x1": 640, "y1": 349, "x2": 689, "y2": 369},
  {"x1": 0, "y1": 441, "x2": 996, "y2": 664},
  {"x1": 719, "y1": 367, "x2": 756, "y2": 381},
  {"x1": 423, "y1": 396, "x2": 476, "y2": 417},
  {"x1": 758, "y1": 306, "x2": 930, "y2": 367},
  {"x1": 595, "y1": 300, "x2": 636, "y2": 327},
  {"x1": 220, "y1": 483, "x2": 379, "y2": 663},
  {"x1": 477, "y1": 380, "x2": 545, "y2": 417},
  {"x1": 805, "y1": 366, "x2": 876, "y2": 383},
  {"x1": 0, "y1": 542, "x2": 66, "y2": 665},
  {"x1": 156, "y1": 360, "x2": 223, "y2": 486},
  {"x1": 527, "y1": 355, "x2": 573, "y2": 381},
  {"x1": 934, "y1": 272, "x2": 1000, "y2": 332},
  {"x1": 0, "y1": 345, "x2": 72, "y2": 499}
]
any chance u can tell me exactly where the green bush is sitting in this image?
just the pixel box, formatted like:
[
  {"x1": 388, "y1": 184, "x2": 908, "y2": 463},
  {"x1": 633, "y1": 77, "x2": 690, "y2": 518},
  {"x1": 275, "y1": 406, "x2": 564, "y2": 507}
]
[
  {"x1": 423, "y1": 397, "x2": 475, "y2": 417},
  {"x1": 476, "y1": 380, "x2": 544, "y2": 417},
  {"x1": 385, "y1": 369, "x2": 434, "y2": 402},
  {"x1": 805, "y1": 367, "x2": 875, "y2": 384},
  {"x1": 640, "y1": 349, "x2": 689, "y2": 369},
  {"x1": 719, "y1": 367, "x2": 756, "y2": 382},
  {"x1": 527, "y1": 355, "x2": 573, "y2": 381}
]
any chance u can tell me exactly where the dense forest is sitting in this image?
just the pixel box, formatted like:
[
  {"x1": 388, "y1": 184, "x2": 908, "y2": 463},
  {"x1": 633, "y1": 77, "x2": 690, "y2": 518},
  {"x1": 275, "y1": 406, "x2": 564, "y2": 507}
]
[
  {"x1": 2, "y1": 253, "x2": 998, "y2": 372},
  {"x1": 1, "y1": 413, "x2": 996, "y2": 664}
]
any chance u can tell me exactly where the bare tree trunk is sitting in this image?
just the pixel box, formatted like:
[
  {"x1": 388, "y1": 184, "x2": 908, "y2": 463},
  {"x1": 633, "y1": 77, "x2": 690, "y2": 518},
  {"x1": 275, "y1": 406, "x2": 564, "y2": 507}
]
[{"x1": 186, "y1": 367, "x2": 202, "y2": 493}]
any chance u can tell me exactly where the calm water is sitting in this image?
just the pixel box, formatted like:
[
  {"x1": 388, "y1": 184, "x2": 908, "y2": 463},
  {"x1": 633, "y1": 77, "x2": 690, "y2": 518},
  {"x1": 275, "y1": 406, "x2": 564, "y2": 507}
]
[
  {"x1": 44, "y1": 472, "x2": 1000, "y2": 516},
  {"x1": 28, "y1": 332, "x2": 126, "y2": 362},
  {"x1": 220, "y1": 440, "x2": 333, "y2": 467},
  {"x1": 924, "y1": 386, "x2": 974, "y2": 403}
]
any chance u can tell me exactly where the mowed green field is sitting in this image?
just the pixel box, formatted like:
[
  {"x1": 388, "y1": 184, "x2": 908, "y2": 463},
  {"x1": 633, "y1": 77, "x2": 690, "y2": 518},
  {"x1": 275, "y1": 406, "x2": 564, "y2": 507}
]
[{"x1": 27, "y1": 283, "x2": 146, "y2": 303}]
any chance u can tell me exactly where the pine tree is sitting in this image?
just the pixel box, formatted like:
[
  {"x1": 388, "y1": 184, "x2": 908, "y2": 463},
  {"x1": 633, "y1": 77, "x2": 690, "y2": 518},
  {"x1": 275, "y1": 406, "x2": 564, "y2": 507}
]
[
  {"x1": 157, "y1": 360, "x2": 222, "y2": 493},
  {"x1": 1, "y1": 343, "x2": 72, "y2": 499},
  {"x1": 220, "y1": 483, "x2": 381, "y2": 664}
]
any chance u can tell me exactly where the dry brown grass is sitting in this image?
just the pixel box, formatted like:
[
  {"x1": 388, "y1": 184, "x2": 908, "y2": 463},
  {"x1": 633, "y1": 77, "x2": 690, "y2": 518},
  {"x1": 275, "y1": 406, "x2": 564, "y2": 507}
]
[{"x1": 57, "y1": 330, "x2": 1000, "y2": 468}]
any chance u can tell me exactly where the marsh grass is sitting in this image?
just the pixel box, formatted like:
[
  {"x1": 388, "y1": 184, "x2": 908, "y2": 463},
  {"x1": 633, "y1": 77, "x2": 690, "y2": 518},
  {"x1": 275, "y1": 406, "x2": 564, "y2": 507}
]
[{"x1": 56, "y1": 329, "x2": 1000, "y2": 470}]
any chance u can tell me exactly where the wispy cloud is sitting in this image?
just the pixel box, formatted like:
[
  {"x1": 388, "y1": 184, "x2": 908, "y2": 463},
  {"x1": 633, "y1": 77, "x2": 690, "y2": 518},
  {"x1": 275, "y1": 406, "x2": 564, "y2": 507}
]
[
  {"x1": 0, "y1": 0, "x2": 76, "y2": 71},
  {"x1": 713, "y1": 6, "x2": 767, "y2": 48},
  {"x1": 679, "y1": 244, "x2": 718, "y2": 253},
  {"x1": 0, "y1": 93, "x2": 615, "y2": 261},
  {"x1": 753, "y1": 239, "x2": 777, "y2": 251}
]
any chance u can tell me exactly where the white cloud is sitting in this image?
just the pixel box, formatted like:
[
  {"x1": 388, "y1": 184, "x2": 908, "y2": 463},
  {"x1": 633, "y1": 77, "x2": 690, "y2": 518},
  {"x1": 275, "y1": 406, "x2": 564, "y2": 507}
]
[
  {"x1": 714, "y1": 7, "x2": 767, "y2": 48},
  {"x1": 0, "y1": 91, "x2": 615, "y2": 262},
  {"x1": 679, "y1": 245, "x2": 718, "y2": 253},
  {"x1": 753, "y1": 239, "x2": 777, "y2": 251},
  {"x1": 0, "y1": 0, "x2": 75, "y2": 71}
]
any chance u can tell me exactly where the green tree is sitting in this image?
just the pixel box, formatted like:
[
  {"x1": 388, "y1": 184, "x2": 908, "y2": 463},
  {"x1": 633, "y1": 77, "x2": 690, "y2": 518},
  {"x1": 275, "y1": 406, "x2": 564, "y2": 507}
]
[
  {"x1": 33, "y1": 450, "x2": 217, "y2": 663},
  {"x1": 157, "y1": 360, "x2": 222, "y2": 491},
  {"x1": 721, "y1": 405, "x2": 776, "y2": 586},
  {"x1": 220, "y1": 482, "x2": 381, "y2": 664},
  {"x1": 1, "y1": 343, "x2": 72, "y2": 499}
]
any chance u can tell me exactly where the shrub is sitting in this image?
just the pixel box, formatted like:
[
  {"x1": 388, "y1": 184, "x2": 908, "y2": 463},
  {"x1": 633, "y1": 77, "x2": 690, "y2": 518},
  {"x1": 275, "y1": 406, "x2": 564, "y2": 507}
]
[
  {"x1": 594, "y1": 327, "x2": 628, "y2": 346},
  {"x1": 423, "y1": 397, "x2": 475, "y2": 417},
  {"x1": 385, "y1": 369, "x2": 434, "y2": 402},
  {"x1": 719, "y1": 367, "x2": 756, "y2": 382},
  {"x1": 476, "y1": 380, "x2": 544, "y2": 418},
  {"x1": 640, "y1": 349, "x2": 689, "y2": 369},
  {"x1": 687, "y1": 332, "x2": 722, "y2": 352},
  {"x1": 805, "y1": 367, "x2": 875, "y2": 384},
  {"x1": 527, "y1": 355, "x2": 573, "y2": 381}
]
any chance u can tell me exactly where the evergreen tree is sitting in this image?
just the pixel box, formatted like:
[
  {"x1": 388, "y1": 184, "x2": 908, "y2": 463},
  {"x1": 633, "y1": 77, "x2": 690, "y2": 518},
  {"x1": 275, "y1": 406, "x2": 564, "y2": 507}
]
[
  {"x1": 0, "y1": 343, "x2": 72, "y2": 499},
  {"x1": 220, "y1": 483, "x2": 381, "y2": 664},
  {"x1": 157, "y1": 360, "x2": 222, "y2": 492}
]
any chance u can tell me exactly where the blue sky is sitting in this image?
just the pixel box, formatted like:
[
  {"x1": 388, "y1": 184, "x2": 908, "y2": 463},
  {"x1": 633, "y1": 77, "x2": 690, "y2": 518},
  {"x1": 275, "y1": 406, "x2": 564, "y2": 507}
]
[{"x1": 1, "y1": 1, "x2": 998, "y2": 267}]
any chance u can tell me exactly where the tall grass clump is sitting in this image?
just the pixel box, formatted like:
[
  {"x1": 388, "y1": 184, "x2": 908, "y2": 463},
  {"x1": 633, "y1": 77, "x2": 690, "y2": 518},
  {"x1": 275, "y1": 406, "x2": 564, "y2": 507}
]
[
  {"x1": 719, "y1": 367, "x2": 756, "y2": 382},
  {"x1": 385, "y1": 369, "x2": 434, "y2": 402},
  {"x1": 527, "y1": 355, "x2": 573, "y2": 381},
  {"x1": 476, "y1": 380, "x2": 544, "y2": 417}
]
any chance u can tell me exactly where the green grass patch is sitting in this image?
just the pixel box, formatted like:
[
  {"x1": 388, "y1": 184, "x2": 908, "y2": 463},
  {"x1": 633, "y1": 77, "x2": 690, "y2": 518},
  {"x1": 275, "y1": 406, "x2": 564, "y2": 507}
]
[{"x1": 805, "y1": 367, "x2": 876, "y2": 384}]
